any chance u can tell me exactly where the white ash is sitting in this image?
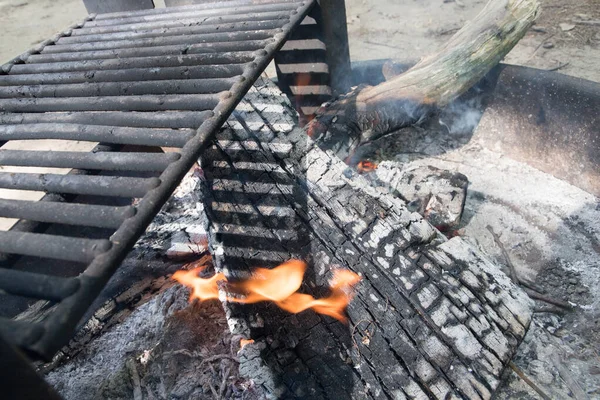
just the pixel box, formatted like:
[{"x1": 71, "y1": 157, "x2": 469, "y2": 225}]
[{"x1": 384, "y1": 135, "x2": 600, "y2": 398}]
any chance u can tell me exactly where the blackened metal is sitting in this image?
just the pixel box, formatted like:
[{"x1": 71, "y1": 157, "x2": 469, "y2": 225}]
[
  {"x1": 87, "y1": 2, "x2": 300, "y2": 27},
  {"x1": 0, "y1": 199, "x2": 135, "y2": 229},
  {"x1": 42, "y1": 31, "x2": 279, "y2": 54},
  {"x1": 0, "y1": 93, "x2": 221, "y2": 113},
  {"x1": 0, "y1": 64, "x2": 245, "y2": 86},
  {"x1": 0, "y1": 334, "x2": 63, "y2": 400},
  {"x1": 12, "y1": 52, "x2": 253, "y2": 74},
  {"x1": 59, "y1": 19, "x2": 284, "y2": 44},
  {"x1": 0, "y1": 269, "x2": 80, "y2": 301},
  {"x1": 73, "y1": 12, "x2": 288, "y2": 36},
  {"x1": 317, "y1": 0, "x2": 351, "y2": 94},
  {"x1": 0, "y1": 150, "x2": 178, "y2": 172},
  {"x1": 0, "y1": 319, "x2": 44, "y2": 350},
  {"x1": 83, "y1": 0, "x2": 154, "y2": 14},
  {"x1": 0, "y1": 110, "x2": 212, "y2": 128},
  {"x1": 0, "y1": 173, "x2": 160, "y2": 197},
  {"x1": 0, "y1": 231, "x2": 111, "y2": 263},
  {"x1": 25, "y1": 0, "x2": 315, "y2": 362},
  {"x1": 0, "y1": 78, "x2": 237, "y2": 99},
  {"x1": 99, "y1": 0, "x2": 252, "y2": 18},
  {"x1": 27, "y1": 41, "x2": 269, "y2": 63}
]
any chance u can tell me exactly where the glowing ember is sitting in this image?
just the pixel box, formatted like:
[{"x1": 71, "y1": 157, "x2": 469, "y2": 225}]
[
  {"x1": 356, "y1": 160, "x2": 378, "y2": 173},
  {"x1": 239, "y1": 339, "x2": 254, "y2": 350},
  {"x1": 172, "y1": 259, "x2": 361, "y2": 323}
]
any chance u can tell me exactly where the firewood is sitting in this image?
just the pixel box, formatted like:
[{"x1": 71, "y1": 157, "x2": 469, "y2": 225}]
[{"x1": 309, "y1": 0, "x2": 540, "y2": 163}]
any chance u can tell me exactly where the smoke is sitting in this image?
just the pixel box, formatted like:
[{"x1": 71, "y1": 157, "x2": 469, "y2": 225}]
[{"x1": 438, "y1": 97, "x2": 484, "y2": 135}]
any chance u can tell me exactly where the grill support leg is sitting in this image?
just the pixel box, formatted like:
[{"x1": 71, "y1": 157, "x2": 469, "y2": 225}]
[
  {"x1": 274, "y1": 0, "x2": 351, "y2": 125},
  {"x1": 0, "y1": 334, "x2": 63, "y2": 400},
  {"x1": 83, "y1": 0, "x2": 155, "y2": 13}
]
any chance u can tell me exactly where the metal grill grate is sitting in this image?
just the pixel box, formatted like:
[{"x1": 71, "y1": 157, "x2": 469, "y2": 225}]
[{"x1": 0, "y1": 0, "x2": 313, "y2": 361}]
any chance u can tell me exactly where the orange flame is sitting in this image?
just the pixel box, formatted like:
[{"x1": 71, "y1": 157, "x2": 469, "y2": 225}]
[
  {"x1": 172, "y1": 260, "x2": 361, "y2": 323},
  {"x1": 356, "y1": 160, "x2": 378, "y2": 173}
]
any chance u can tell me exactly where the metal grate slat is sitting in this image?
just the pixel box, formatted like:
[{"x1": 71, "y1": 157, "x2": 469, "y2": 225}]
[
  {"x1": 0, "y1": 173, "x2": 160, "y2": 197},
  {"x1": 0, "y1": 231, "x2": 111, "y2": 263},
  {"x1": 0, "y1": 0, "x2": 314, "y2": 362},
  {"x1": 0, "y1": 124, "x2": 194, "y2": 147},
  {"x1": 0, "y1": 199, "x2": 135, "y2": 229},
  {"x1": 0, "y1": 151, "x2": 179, "y2": 171},
  {"x1": 0, "y1": 269, "x2": 79, "y2": 301}
]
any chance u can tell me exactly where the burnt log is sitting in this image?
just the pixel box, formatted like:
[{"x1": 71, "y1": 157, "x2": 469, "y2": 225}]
[
  {"x1": 308, "y1": 0, "x2": 540, "y2": 165},
  {"x1": 201, "y1": 77, "x2": 533, "y2": 399}
]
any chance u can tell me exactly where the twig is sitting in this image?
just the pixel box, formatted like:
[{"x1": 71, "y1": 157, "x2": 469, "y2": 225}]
[
  {"x1": 533, "y1": 305, "x2": 566, "y2": 315},
  {"x1": 126, "y1": 359, "x2": 144, "y2": 400},
  {"x1": 219, "y1": 365, "x2": 232, "y2": 399},
  {"x1": 486, "y1": 225, "x2": 519, "y2": 283},
  {"x1": 509, "y1": 361, "x2": 552, "y2": 400},
  {"x1": 523, "y1": 288, "x2": 573, "y2": 310},
  {"x1": 208, "y1": 363, "x2": 221, "y2": 400},
  {"x1": 546, "y1": 62, "x2": 569, "y2": 72},
  {"x1": 573, "y1": 19, "x2": 600, "y2": 26}
]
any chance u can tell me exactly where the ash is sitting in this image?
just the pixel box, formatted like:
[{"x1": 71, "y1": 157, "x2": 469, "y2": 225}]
[{"x1": 366, "y1": 110, "x2": 600, "y2": 398}]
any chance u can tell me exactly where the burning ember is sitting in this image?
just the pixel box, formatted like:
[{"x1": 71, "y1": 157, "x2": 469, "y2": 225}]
[
  {"x1": 356, "y1": 160, "x2": 378, "y2": 173},
  {"x1": 172, "y1": 259, "x2": 361, "y2": 323}
]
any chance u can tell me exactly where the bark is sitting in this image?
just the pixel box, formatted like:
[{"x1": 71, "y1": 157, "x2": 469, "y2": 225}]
[
  {"x1": 308, "y1": 0, "x2": 540, "y2": 164},
  {"x1": 200, "y1": 77, "x2": 533, "y2": 399}
]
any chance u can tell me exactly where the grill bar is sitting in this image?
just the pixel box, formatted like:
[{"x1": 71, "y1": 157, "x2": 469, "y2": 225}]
[
  {"x1": 0, "y1": 124, "x2": 193, "y2": 147},
  {"x1": 0, "y1": 150, "x2": 178, "y2": 171},
  {"x1": 60, "y1": 19, "x2": 284, "y2": 44},
  {"x1": 94, "y1": 0, "x2": 260, "y2": 19},
  {"x1": 0, "y1": 111, "x2": 213, "y2": 128},
  {"x1": 0, "y1": 93, "x2": 222, "y2": 112},
  {"x1": 0, "y1": 78, "x2": 237, "y2": 99},
  {"x1": 12, "y1": 53, "x2": 253, "y2": 74},
  {"x1": 0, "y1": 199, "x2": 135, "y2": 229},
  {"x1": 88, "y1": 2, "x2": 300, "y2": 26},
  {"x1": 0, "y1": 173, "x2": 160, "y2": 197},
  {"x1": 26, "y1": 41, "x2": 269, "y2": 63},
  {"x1": 42, "y1": 31, "x2": 279, "y2": 54},
  {"x1": 72, "y1": 12, "x2": 288, "y2": 36},
  {"x1": 0, "y1": 319, "x2": 44, "y2": 348},
  {"x1": 0, "y1": 269, "x2": 80, "y2": 302},
  {"x1": 0, "y1": 231, "x2": 111, "y2": 263}
]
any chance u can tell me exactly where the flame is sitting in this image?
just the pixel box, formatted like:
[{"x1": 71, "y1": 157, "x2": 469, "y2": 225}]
[
  {"x1": 239, "y1": 339, "x2": 254, "y2": 350},
  {"x1": 172, "y1": 259, "x2": 361, "y2": 323},
  {"x1": 356, "y1": 160, "x2": 378, "y2": 173}
]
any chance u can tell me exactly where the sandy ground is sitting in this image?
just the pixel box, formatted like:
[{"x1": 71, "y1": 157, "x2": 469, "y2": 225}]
[{"x1": 1, "y1": 0, "x2": 599, "y2": 398}]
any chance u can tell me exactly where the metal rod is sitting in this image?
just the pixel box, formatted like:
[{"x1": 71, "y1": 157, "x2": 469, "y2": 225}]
[
  {"x1": 0, "y1": 78, "x2": 237, "y2": 99},
  {"x1": 27, "y1": 41, "x2": 269, "y2": 64},
  {"x1": 0, "y1": 110, "x2": 213, "y2": 129},
  {"x1": 0, "y1": 124, "x2": 192, "y2": 147},
  {"x1": 0, "y1": 64, "x2": 244, "y2": 86},
  {"x1": 0, "y1": 150, "x2": 178, "y2": 172},
  {"x1": 73, "y1": 12, "x2": 288, "y2": 36},
  {"x1": 87, "y1": 2, "x2": 299, "y2": 27},
  {"x1": 0, "y1": 199, "x2": 135, "y2": 229},
  {"x1": 42, "y1": 30, "x2": 278, "y2": 54},
  {"x1": 0, "y1": 173, "x2": 160, "y2": 198},
  {"x1": 94, "y1": 0, "x2": 254, "y2": 19},
  {"x1": 0, "y1": 269, "x2": 80, "y2": 301},
  {"x1": 0, "y1": 333, "x2": 63, "y2": 400},
  {"x1": 59, "y1": 19, "x2": 284, "y2": 44},
  {"x1": 12, "y1": 52, "x2": 254, "y2": 74},
  {"x1": 0, "y1": 93, "x2": 221, "y2": 113},
  {"x1": 0, "y1": 231, "x2": 111, "y2": 263}
]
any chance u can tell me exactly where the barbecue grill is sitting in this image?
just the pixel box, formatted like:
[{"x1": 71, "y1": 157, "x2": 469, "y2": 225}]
[{"x1": 0, "y1": 1, "x2": 349, "y2": 396}]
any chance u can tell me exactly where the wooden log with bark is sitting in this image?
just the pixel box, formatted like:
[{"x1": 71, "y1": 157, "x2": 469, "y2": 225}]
[
  {"x1": 308, "y1": 0, "x2": 540, "y2": 165},
  {"x1": 200, "y1": 77, "x2": 533, "y2": 399}
]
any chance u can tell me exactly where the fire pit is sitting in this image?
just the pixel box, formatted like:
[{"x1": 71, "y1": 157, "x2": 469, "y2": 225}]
[{"x1": 1, "y1": 0, "x2": 599, "y2": 399}]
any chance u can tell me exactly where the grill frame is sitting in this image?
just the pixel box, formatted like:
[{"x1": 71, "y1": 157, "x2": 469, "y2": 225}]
[{"x1": 0, "y1": 0, "x2": 315, "y2": 361}]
